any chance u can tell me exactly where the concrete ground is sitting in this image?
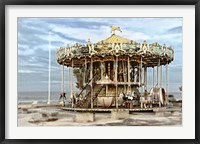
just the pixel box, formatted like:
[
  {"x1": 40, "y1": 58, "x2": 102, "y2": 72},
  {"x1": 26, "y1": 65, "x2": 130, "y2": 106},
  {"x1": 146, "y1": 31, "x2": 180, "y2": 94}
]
[{"x1": 18, "y1": 103, "x2": 182, "y2": 126}]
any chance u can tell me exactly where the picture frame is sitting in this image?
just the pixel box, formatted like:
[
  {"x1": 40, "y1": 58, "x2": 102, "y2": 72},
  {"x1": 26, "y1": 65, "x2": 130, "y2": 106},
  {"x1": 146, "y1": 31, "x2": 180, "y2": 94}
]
[{"x1": 0, "y1": 0, "x2": 199, "y2": 143}]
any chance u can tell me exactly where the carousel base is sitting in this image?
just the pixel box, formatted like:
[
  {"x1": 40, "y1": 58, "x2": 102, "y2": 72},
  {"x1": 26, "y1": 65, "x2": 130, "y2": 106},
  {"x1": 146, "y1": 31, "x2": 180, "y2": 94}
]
[
  {"x1": 63, "y1": 107, "x2": 153, "y2": 122},
  {"x1": 111, "y1": 110, "x2": 129, "y2": 119},
  {"x1": 73, "y1": 112, "x2": 95, "y2": 122}
]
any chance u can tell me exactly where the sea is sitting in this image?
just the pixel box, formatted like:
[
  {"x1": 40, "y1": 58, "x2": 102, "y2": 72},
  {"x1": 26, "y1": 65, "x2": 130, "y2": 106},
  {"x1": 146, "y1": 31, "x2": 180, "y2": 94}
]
[
  {"x1": 18, "y1": 91, "x2": 72, "y2": 104},
  {"x1": 18, "y1": 91, "x2": 182, "y2": 104}
]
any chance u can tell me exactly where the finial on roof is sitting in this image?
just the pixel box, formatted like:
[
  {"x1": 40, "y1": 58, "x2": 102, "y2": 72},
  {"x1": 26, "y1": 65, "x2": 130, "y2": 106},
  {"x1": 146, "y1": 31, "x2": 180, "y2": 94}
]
[{"x1": 111, "y1": 26, "x2": 122, "y2": 34}]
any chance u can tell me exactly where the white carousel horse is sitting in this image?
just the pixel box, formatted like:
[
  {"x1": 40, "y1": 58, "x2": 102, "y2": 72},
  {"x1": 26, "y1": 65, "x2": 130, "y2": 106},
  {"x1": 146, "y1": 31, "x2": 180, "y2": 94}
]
[
  {"x1": 140, "y1": 95, "x2": 153, "y2": 108},
  {"x1": 122, "y1": 90, "x2": 140, "y2": 101},
  {"x1": 149, "y1": 87, "x2": 169, "y2": 107},
  {"x1": 119, "y1": 91, "x2": 139, "y2": 107},
  {"x1": 140, "y1": 87, "x2": 169, "y2": 108}
]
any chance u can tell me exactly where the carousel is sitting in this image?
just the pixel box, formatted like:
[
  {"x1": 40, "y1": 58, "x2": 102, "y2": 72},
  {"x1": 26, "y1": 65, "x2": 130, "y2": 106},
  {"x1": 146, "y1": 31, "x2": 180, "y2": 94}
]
[{"x1": 56, "y1": 26, "x2": 174, "y2": 110}]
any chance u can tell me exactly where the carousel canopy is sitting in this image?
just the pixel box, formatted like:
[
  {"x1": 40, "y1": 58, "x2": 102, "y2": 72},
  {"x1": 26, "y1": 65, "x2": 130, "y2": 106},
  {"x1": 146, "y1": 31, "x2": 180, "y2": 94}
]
[{"x1": 56, "y1": 27, "x2": 174, "y2": 67}]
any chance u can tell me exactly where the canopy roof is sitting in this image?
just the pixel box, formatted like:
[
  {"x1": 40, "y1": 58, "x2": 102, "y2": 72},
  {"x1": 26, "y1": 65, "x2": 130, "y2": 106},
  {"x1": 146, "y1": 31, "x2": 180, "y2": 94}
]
[
  {"x1": 102, "y1": 34, "x2": 131, "y2": 44},
  {"x1": 56, "y1": 32, "x2": 174, "y2": 68}
]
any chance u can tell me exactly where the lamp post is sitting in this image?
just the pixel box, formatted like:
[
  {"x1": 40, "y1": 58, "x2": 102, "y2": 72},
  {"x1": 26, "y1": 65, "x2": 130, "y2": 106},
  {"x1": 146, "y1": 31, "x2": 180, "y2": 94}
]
[{"x1": 47, "y1": 30, "x2": 51, "y2": 104}]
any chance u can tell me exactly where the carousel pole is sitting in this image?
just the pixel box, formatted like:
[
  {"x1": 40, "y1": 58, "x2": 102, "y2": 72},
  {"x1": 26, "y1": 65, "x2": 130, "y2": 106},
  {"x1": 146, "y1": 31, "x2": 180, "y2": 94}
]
[
  {"x1": 157, "y1": 59, "x2": 160, "y2": 87},
  {"x1": 47, "y1": 30, "x2": 51, "y2": 104},
  {"x1": 61, "y1": 64, "x2": 65, "y2": 106},
  {"x1": 122, "y1": 61, "x2": 126, "y2": 92},
  {"x1": 69, "y1": 65, "x2": 71, "y2": 107},
  {"x1": 144, "y1": 65, "x2": 147, "y2": 91},
  {"x1": 140, "y1": 57, "x2": 143, "y2": 93},
  {"x1": 72, "y1": 59, "x2": 74, "y2": 98},
  {"x1": 101, "y1": 62, "x2": 103, "y2": 80},
  {"x1": 69, "y1": 63, "x2": 72, "y2": 107},
  {"x1": 90, "y1": 57, "x2": 93, "y2": 108},
  {"x1": 127, "y1": 56, "x2": 130, "y2": 90},
  {"x1": 157, "y1": 63, "x2": 159, "y2": 86},
  {"x1": 115, "y1": 57, "x2": 118, "y2": 83},
  {"x1": 165, "y1": 63, "x2": 168, "y2": 95},
  {"x1": 160, "y1": 65, "x2": 162, "y2": 88},
  {"x1": 115, "y1": 56, "x2": 118, "y2": 108},
  {"x1": 83, "y1": 57, "x2": 87, "y2": 86},
  {"x1": 153, "y1": 67, "x2": 154, "y2": 87},
  {"x1": 85, "y1": 58, "x2": 87, "y2": 96},
  {"x1": 71, "y1": 59, "x2": 74, "y2": 108},
  {"x1": 62, "y1": 64, "x2": 64, "y2": 94},
  {"x1": 139, "y1": 62, "x2": 141, "y2": 86}
]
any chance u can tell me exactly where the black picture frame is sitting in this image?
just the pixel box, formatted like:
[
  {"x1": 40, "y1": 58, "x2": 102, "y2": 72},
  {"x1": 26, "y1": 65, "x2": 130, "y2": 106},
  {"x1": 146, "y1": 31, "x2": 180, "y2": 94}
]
[{"x1": 0, "y1": 0, "x2": 199, "y2": 144}]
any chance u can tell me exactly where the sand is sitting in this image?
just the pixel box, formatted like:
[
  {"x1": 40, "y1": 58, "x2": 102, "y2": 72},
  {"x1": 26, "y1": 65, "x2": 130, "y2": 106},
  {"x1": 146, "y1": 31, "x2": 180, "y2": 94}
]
[{"x1": 17, "y1": 103, "x2": 182, "y2": 126}]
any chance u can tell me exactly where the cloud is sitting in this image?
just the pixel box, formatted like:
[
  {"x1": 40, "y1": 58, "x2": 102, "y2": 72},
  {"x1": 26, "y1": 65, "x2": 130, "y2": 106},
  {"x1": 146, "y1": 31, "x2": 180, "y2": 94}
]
[
  {"x1": 18, "y1": 45, "x2": 35, "y2": 56},
  {"x1": 166, "y1": 26, "x2": 182, "y2": 34},
  {"x1": 18, "y1": 70, "x2": 38, "y2": 74},
  {"x1": 18, "y1": 20, "x2": 47, "y2": 36},
  {"x1": 18, "y1": 32, "x2": 49, "y2": 48},
  {"x1": 121, "y1": 29, "x2": 151, "y2": 41},
  {"x1": 43, "y1": 18, "x2": 110, "y2": 29},
  {"x1": 51, "y1": 25, "x2": 111, "y2": 44},
  {"x1": 51, "y1": 31, "x2": 86, "y2": 43}
]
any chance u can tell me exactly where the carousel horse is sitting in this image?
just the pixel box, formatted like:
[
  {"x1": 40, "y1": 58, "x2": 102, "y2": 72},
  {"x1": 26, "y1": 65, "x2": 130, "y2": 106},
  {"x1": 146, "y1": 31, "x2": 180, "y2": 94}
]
[
  {"x1": 111, "y1": 26, "x2": 122, "y2": 33},
  {"x1": 140, "y1": 91, "x2": 153, "y2": 108},
  {"x1": 149, "y1": 87, "x2": 169, "y2": 107},
  {"x1": 122, "y1": 91, "x2": 140, "y2": 101},
  {"x1": 59, "y1": 92, "x2": 66, "y2": 100}
]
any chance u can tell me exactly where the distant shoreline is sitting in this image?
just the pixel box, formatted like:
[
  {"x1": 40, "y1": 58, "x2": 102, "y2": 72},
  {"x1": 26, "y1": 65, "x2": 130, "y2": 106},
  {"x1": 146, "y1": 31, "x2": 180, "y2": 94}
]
[{"x1": 17, "y1": 91, "x2": 182, "y2": 104}]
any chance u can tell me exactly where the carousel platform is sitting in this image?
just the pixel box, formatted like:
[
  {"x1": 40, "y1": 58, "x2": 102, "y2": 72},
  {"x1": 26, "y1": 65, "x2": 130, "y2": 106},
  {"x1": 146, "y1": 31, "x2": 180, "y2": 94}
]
[{"x1": 61, "y1": 107, "x2": 153, "y2": 112}]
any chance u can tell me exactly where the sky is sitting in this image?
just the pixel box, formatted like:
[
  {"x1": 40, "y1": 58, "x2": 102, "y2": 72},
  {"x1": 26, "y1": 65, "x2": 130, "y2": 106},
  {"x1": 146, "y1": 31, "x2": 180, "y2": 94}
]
[{"x1": 18, "y1": 18, "x2": 182, "y2": 92}]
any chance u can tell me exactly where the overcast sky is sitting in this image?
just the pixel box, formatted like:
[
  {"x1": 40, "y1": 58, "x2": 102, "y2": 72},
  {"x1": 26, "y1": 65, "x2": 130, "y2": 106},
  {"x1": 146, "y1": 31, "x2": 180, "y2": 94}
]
[{"x1": 18, "y1": 18, "x2": 182, "y2": 92}]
